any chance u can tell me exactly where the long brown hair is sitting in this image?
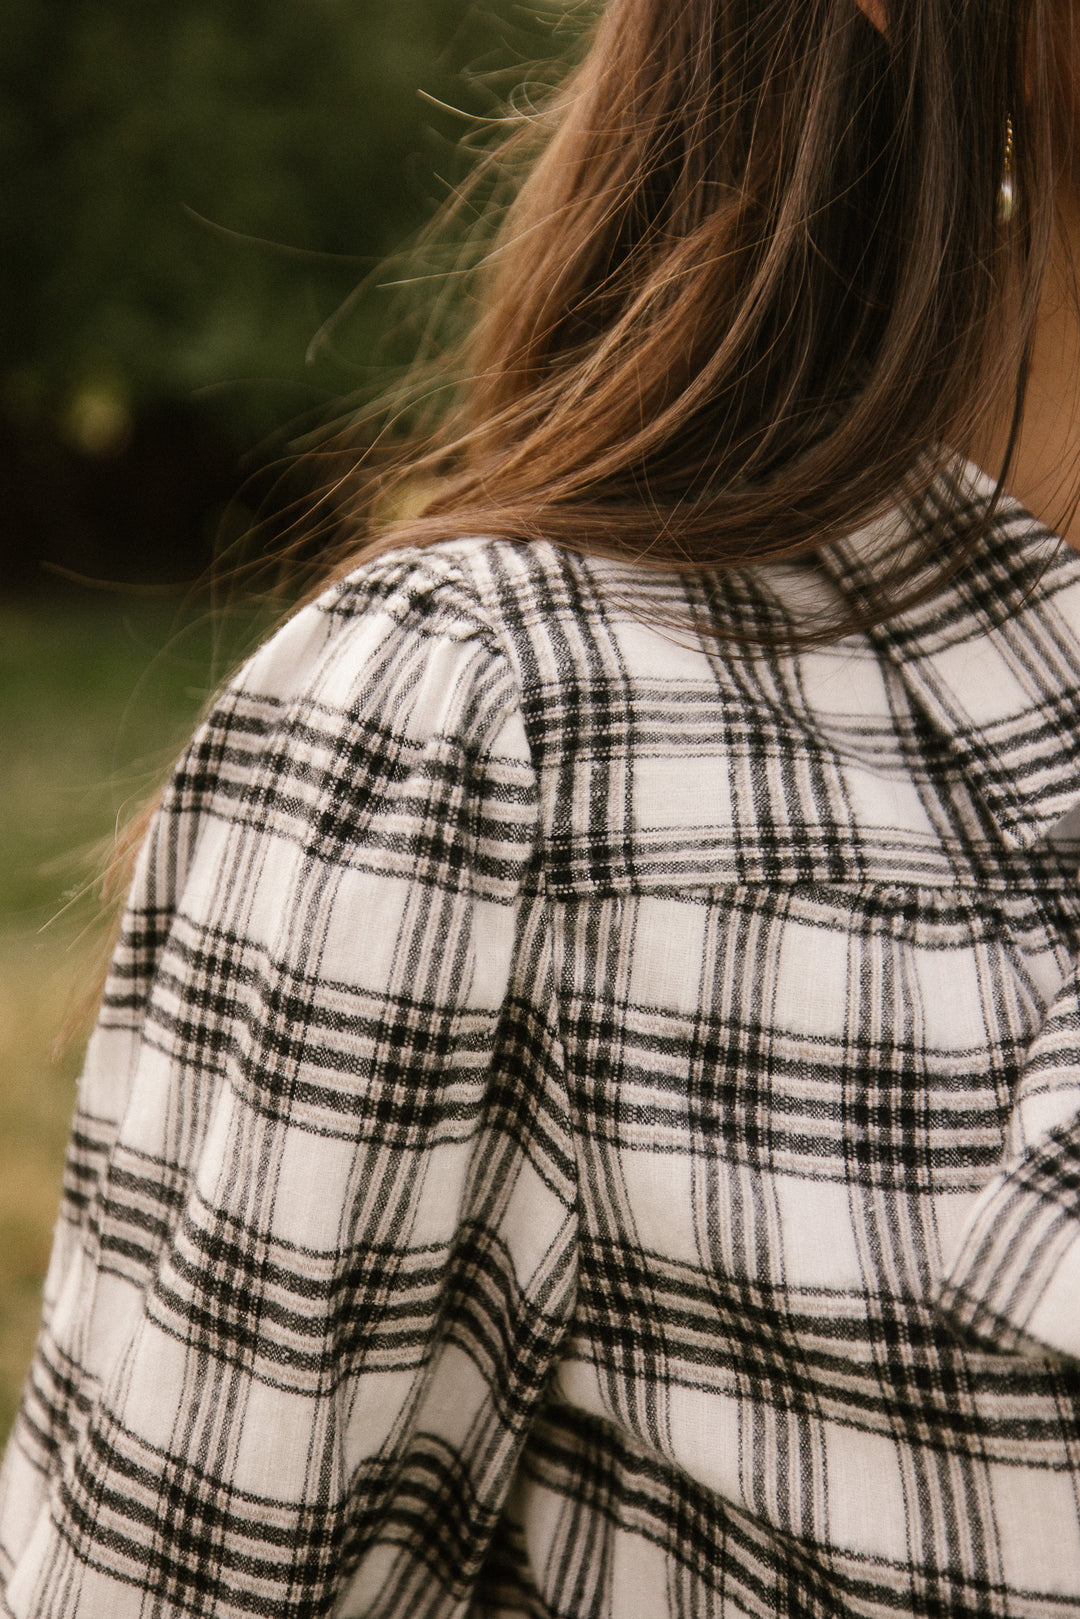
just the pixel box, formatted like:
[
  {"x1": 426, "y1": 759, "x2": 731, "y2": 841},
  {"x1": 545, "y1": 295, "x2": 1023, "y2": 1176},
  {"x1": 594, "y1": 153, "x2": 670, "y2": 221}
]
[
  {"x1": 68, "y1": 0, "x2": 1069, "y2": 1037},
  {"x1": 299, "y1": 0, "x2": 1068, "y2": 638}
]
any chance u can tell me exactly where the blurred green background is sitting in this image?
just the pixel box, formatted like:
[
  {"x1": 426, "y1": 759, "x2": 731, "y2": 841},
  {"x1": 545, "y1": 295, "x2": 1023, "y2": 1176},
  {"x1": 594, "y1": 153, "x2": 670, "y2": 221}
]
[
  {"x1": 2, "y1": 0, "x2": 587, "y2": 588},
  {"x1": 0, "y1": 0, "x2": 589, "y2": 1438}
]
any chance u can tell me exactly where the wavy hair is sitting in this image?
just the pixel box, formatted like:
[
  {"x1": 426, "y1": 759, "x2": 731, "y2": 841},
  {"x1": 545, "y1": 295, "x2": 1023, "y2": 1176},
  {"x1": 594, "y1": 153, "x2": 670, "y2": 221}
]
[{"x1": 297, "y1": 0, "x2": 1071, "y2": 639}]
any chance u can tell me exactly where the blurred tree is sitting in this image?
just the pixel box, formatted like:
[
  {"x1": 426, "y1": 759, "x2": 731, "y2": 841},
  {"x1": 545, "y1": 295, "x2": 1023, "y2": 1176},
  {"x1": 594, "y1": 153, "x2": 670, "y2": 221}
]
[
  {"x1": 0, "y1": 0, "x2": 583, "y2": 447},
  {"x1": 0, "y1": 0, "x2": 589, "y2": 585}
]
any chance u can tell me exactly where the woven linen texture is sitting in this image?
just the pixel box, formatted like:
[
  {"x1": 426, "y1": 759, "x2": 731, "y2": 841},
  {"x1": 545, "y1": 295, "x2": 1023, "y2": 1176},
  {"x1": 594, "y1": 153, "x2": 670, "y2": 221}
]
[{"x1": 5, "y1": 467, "x2": 1080, "y2": 1616}]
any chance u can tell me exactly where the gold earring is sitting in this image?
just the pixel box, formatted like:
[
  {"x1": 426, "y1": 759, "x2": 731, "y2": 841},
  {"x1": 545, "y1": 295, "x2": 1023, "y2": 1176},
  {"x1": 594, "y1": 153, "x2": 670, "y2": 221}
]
[{"x1": 998, "y1": 115, "x2": 1015, "y2": 223}]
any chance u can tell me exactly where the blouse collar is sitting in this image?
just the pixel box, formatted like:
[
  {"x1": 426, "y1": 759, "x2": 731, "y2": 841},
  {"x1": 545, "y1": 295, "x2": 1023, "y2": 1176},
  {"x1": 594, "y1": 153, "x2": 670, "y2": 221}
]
[{"x1": 820, "y1": 460, "x2": 1080, "y2": 851}]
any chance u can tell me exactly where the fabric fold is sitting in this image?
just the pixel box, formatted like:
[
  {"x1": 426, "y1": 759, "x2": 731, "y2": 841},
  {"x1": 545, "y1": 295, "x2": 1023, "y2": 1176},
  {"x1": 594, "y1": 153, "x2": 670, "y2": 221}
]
[{"x1": 937, "y1": 964, "x2": 1080, "y2": 1361}]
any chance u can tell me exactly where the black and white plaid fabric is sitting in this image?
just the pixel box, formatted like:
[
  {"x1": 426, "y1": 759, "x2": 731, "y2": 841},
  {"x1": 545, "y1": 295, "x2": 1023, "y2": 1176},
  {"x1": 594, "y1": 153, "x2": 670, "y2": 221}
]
[{"x1": 6, "y1": 465, "x2": 1080, "y2": 1617}]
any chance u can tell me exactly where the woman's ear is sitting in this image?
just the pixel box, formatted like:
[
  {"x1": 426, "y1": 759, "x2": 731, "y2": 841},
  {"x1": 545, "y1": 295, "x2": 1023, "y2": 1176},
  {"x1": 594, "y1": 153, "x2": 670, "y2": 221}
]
[{"x1": 856, "y1": 0, "x2": 888, "y2": 35}]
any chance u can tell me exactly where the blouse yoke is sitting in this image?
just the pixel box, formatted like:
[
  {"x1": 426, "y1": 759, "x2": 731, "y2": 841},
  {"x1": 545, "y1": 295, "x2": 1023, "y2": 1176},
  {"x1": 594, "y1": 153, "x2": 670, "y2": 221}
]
[{"x1": 4, "y1": 467, "x2": 1080, "y2": 1616}]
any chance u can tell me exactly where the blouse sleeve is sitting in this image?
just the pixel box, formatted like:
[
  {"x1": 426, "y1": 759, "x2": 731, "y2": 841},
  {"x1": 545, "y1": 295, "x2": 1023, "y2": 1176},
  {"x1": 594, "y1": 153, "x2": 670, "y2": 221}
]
[
  {"x1": 936, "y1": 956, "x2": 1080, "y2": 1364},
  {"x1": 0, "y1": 552, "x2": 578, "y2": 1619}
]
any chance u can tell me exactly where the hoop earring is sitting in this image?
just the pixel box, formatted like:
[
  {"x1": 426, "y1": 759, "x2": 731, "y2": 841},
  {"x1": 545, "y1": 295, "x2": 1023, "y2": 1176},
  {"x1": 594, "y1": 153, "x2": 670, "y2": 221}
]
[{"x1": 998, "y1": 115, "x2": 1015, "y2": 223}]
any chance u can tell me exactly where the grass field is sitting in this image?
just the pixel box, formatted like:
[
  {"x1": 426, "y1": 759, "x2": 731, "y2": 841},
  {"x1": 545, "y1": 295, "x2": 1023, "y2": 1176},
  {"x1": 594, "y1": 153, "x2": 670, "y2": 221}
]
[{"x1": 0, "y1": 594, "x2": 271, "y2": 1439}]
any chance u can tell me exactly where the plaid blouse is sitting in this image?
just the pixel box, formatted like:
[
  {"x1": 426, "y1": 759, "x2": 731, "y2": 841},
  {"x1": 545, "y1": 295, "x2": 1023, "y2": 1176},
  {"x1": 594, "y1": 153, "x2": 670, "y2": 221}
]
[{"x1": 5, "y1": 467, "x2": 1080, "y2": 1618}]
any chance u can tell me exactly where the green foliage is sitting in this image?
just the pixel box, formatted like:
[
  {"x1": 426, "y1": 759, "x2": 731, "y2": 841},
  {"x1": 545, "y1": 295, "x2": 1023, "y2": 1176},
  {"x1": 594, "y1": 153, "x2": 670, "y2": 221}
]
[
  {"x1": 0, "y1": 0, "x2": 587, "y2": 444},
  {"x1": 0, "y1": 597, "x2": 271, "y2": 924}
]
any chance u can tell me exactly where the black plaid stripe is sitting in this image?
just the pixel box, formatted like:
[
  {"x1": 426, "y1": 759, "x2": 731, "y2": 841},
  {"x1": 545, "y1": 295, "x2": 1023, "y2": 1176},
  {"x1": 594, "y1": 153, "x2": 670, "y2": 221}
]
[{"x1": 7, "y1": 472, "x2": 1080, "y2": 1615}]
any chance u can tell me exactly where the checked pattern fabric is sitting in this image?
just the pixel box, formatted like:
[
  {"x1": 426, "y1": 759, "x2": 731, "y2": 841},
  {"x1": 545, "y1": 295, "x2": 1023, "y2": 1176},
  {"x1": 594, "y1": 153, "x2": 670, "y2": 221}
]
[{"x1": 6, "y1": 467, "x2": 1080, "y2": 1615}]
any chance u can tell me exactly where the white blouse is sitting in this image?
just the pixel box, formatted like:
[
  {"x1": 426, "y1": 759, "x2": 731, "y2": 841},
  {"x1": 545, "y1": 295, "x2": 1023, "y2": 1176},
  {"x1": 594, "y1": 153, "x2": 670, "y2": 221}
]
[{"x1": 4, "y1": 465, "x2": 1080, "y2": 1616}]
